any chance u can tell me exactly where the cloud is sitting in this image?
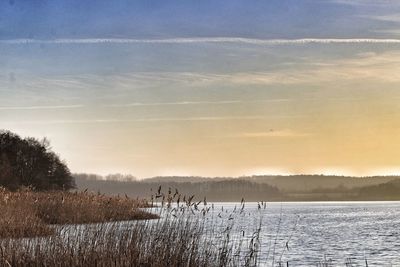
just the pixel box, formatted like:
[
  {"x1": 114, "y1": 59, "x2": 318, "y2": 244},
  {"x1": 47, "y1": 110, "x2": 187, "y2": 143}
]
[
  {"x1": 0, "y1": 105, "x2": 83, "y2": 110},
  {"x1": 373, "y1": 29, "x2": 400, "y2": 36},
  {"x1": 106, "y1": 99, "x2": 291, "y2": 108},
  {"x1": 227, "y1": 130, "x2": 312, "y2": 138},
  {"x1": 6, "y1": 50, "x2": 400, "y2": 104},
  {"x1": 2, "y1": 37, "x2": 400, "y2": 45},
  {"x1": 360, "y1": 14, "x2": 400, "y2": 23},
  {"x1": 0, "y1": 115, "x2": 287, "y2": 125},
  {"x1": 5, "y1": 51, "x2": 400, "y2": 103},
  {"x1": 0, "y1": 71, "x2": 306, "y2": 98},
  {"x1": 106, "y1": 100, "x2": 242, "y2": 107},
  {"x1": 306, "y1": 51, "x2": 400, "y2": 83},
  {"x1": 328, "y1": 0, "x2": 400, "y2": 7},
  {"x1": 1, "y1": 112, "x2": 304, "y2": 127}
]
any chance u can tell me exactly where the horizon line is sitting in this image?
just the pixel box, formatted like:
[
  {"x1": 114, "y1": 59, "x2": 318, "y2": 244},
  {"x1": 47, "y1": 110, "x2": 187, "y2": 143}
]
[{"x1": 74, "y1": 173, "x2": 400, "y2": 180}]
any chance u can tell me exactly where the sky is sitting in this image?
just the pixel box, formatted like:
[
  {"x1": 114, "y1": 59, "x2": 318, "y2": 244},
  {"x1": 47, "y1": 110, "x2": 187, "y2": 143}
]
[{"x1": 2, "y1": 0, "x2": 400, "y2": 178}]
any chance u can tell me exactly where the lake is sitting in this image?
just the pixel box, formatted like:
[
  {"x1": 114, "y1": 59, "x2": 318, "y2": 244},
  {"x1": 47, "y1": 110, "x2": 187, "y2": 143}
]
[
  {"x1": 56, "y1": 201, "x2": 400, "y2": 266},
  {"x1": 165, "y1": 201, "x2": 400, "y2": 266}
]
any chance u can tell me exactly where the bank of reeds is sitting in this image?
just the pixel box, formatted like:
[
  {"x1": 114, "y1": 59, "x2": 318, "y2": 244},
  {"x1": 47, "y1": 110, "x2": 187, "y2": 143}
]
[
  {"x1": 0, "y1": 216, "x2": 254, "y2": 267},
  {"x1": 0, "y1": 187, "x2": 157, "y2": 238},
  {"x1": 0, "y1": 187, "x2": 262, "y2": 267}
]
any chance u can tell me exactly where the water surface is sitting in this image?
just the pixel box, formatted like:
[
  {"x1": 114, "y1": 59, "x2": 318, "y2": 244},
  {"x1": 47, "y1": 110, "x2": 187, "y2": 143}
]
[{"x1": 194, "y1": 201, "x2": 400, "y2": 266}]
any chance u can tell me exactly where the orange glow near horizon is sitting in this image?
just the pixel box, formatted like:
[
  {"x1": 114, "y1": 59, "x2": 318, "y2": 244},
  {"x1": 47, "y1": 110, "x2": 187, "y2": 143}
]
[{"x1": 3, "y1": 44, "x2": 400, "y2": 178}]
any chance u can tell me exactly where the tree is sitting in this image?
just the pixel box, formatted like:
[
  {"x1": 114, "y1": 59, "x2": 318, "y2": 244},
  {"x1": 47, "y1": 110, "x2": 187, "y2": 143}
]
[
  {"x1": 0, "y1": 130, "x2": 75, "y2": 190},
  {"x1": 105, "y1": 173, "x2": 137, "y2": 182}
]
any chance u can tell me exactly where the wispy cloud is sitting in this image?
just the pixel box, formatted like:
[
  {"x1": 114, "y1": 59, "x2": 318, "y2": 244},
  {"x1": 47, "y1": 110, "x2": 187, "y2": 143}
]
[
  {"x1": 106, "y1": 99, "x2": 291, "y2": 108},
  {"x1": 2, "y1": 38, "x2": 400, "y2": 45},
  {"x1": 1, "y1": 115, "x2": 299, "y2": 125},
  {"x1": 106, "y1": 100, "x2": 241, "y2": 107},
  {"x1": 304, "y1": 51, "x2": 400, "y2": 83},
  {"x1": 4, "y1": 51, "x2": 400, "y2": 102},
  {"x1": 328, "y1": 0, "x2": 400, "y2": 7},
  {"x1": 0, "y1": 105, "x2": 83, "y2": 110},
  {"x1": 226, "y1": 130, "x2": 312, "y2": 138},
  {"x1": 360, "y1": 14, "x2": 400, "y2": 23}
]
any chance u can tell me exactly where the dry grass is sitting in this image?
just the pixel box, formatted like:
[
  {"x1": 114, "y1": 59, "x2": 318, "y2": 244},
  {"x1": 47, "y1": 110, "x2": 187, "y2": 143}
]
[
  {"x1": 0, "y1": 187, "x2": 263, "y2": 267},
  {"x1": 0, "y1": 219, "x2": 242, "y2": 267},
  {"x1": 0, "y1": 199, "x2": 53, "y2": 238},
  {"x1": 0, "y1": 187, "x2": 158, "y2": 238}
]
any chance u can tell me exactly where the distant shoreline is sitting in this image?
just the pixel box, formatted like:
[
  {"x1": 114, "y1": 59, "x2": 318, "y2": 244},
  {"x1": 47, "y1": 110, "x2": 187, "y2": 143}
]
[{"x1": 74, "y1": 173, "x2": 400, "y2": 202}]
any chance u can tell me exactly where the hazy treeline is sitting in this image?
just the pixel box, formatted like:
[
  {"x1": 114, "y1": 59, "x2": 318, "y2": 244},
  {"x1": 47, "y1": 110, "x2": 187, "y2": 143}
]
[
  {"x1": 247, "y1": 175, "x2": 396, "y2": 192},
  {"x1": 74, "y1": 174, "x2": 281, "y2": 201},
  {"x1": 74, "y1": 173, "x2": 400, "y2": 201},
  {"x1": 146, "y1": 175, "x2": 396, "y2": 191},
  {"x1": 355, "y1": 179, "x2": 400, "y2": 200}
]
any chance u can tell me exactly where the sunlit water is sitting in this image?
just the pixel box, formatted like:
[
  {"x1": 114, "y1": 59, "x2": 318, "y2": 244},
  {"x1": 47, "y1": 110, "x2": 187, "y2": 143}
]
[{"x1": 152, "y1": 202, "x2": 400, "y2": 267}]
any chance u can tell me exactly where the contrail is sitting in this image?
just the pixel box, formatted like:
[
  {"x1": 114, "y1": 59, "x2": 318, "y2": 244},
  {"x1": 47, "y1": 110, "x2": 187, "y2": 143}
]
[{"x1": 2, "y1": 38, "x2": 400, "y2": 45}]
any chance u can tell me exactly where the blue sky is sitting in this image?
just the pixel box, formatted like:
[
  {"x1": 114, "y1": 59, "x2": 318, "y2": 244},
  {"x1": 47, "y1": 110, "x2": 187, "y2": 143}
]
[
  {"x1": 2, "y1": 0, "x2": 400, "y2": 177},
  {"x1": 2, "y1": 0, "x2": 400, "y2": 40}
]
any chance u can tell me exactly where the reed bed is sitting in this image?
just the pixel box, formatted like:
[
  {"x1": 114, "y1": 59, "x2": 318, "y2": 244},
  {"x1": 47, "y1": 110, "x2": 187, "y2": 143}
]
[
  {"x1": 0, "y1": 187, "x2": 264, "y2": 267},
  {"x1": 0, "y1": 217, "x2": 258, "y2": 267},
  {"x1": 0, "y1": 187, "x2": 157, "y2": 238}
]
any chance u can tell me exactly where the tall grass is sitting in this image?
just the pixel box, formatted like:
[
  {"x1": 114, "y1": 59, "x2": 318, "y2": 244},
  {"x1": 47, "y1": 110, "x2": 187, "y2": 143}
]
[
  {"x1": 0, "y1": 187, "x2": 157, "y2": 238},
  {"x1": 0, "y1": 187, "x2": 263, "y2": 267},
  {"x1": 0, "y1": 217, "x2": 259, "y2": 267}
]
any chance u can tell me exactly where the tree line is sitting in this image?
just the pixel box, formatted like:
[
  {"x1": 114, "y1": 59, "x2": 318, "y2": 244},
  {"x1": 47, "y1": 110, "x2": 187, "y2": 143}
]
[
  {"x1": 74, "y1": 173, "x2": 400, "y2": 201},
  {"x1": 74, "y1": 173, "x2": 282, "y2": 201},
  {"x1": 0, "y1": 130, "x2": 75, "y2": 190}
]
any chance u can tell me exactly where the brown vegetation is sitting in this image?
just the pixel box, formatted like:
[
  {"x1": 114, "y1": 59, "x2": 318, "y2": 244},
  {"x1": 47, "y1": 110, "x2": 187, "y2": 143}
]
[
  {"x1": 0, "y1": 188, "x2": 157, "y2": 238},
  {"x1": 0, "y1": 188, "x2": 262, "y2": 267},
  {"x1": 0, "y1": 217, "x2": 258, "y2": 267}
]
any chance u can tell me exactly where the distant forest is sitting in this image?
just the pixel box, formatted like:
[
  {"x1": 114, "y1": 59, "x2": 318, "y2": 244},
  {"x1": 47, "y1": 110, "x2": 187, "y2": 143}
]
[{"x1": 74, "y1": 174, "x2": 400, "y2": 201}]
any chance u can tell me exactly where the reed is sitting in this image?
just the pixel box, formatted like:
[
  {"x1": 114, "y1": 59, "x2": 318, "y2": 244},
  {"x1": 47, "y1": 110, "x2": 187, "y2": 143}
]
[
  {"x1": 0, "y1": 187, "x2": 262, "y2": 267},
  {"x1": 0, "y1": 187, "x2": 157, "y2": 238}
]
